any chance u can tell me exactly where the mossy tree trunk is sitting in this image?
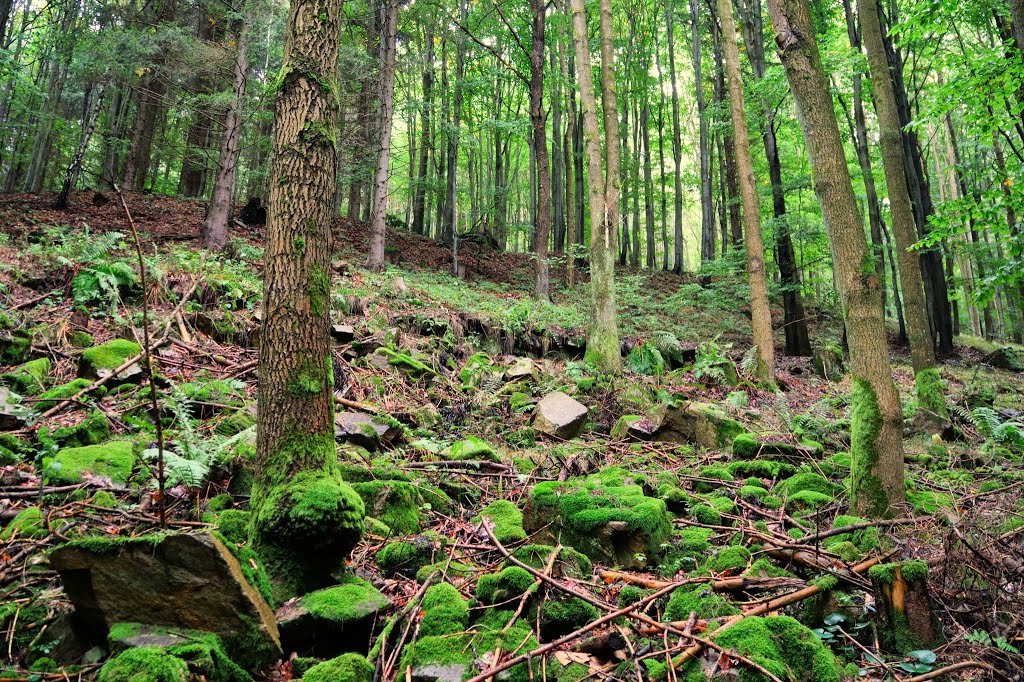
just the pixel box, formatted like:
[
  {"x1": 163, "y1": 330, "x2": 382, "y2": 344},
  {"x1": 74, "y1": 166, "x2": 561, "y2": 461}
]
[
  {"x1": 717, "y1": 0, "x2": 774, "y2": 384},
  {"x1": 858, "y1": 0, "x2": 947, "y2": 428},
  {"x1": 569, "y1": 0, "x2": 619, "y2": 373},
  {"x1": 765, "y1": 0, "x2": 905, "y2": 517},
  {"x1": 251, "y1": 0, "x2": 364, "y2": 601},
  {"x1": 870, "y1": 561, "x2": 941, "y2": 653}
]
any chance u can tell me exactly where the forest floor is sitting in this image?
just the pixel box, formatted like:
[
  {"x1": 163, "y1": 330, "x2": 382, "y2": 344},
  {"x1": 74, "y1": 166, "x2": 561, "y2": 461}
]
[{"x1": 1, "y1": 191, "x2": 1023, "y2": 682}]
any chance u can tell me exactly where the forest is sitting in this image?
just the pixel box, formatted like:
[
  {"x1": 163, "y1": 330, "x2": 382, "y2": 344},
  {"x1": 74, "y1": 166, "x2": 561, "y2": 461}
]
[{"x1": 0, "y1": 0, "x2": 1023, "y2": 677}]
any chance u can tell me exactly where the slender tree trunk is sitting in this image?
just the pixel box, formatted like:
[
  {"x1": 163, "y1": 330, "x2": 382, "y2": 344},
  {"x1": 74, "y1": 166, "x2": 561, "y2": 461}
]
[
  {"x1": 641, "y1": 104, "x2": 656, "y2": 268},
  {"x1": 202, "y1": 11, "x2": 252, "y2": 251},
  {"x1": 551, "y1": 41, "x2": 565, "y2": 254},
  {"x1": 530, "y1": 0, "x2": 552, "y2": 298},
  {"x1": 667, "y1": 0, "x2": 686, "y2": 272},
  {"x1": 251, "y1": 0, "x2": 363, "y2": 600},
  {"x1": 367, "y1": 0, "x2": 399, "y2": 271},
  {"x1": 54, "y1": 81, "x2": 106, "y2": 209},
  {"x1": 718, "y1": 0, "x2": 774, "y2": 382},
  {"x1": 570, "y1": 0, "x2": 620, "y2": 371},
  {"x1": 411, "y1": 29, "x2": 433, "y2": 236},
  {"x1": 765, "y1": 0, "x2": 905, "y2": 517},
  {"x1": 692, "y1": 0, "x2": 714, "y2": 265},
  {"x1": 447, "y1": 0, "x2": 467, "y2": 272},
  {"x1": 655, "y1": 27, "x2": 669, "y2": 270}
]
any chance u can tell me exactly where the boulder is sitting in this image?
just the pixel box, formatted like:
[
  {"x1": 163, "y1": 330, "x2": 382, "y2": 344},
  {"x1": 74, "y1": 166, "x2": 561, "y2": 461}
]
[
  {"x1": 45, "y1": 439, "x2": 135, "y2": 485},
  {"x1": 532, "y1": 392, "x2": 588, "y2": 439},
  {"x1": 49, "y1": 532, "x2": 281, "y2": 664},
  {"x1": 334, "y1": 412, "x2": 400, "y2": 451},
  {"x1": 732, "y1": 433, "x2": 824, "y2": 461},
  {"x1": 77, "y1": 339, "x2": 143, "y2": 385},
  {"x1": 1, "y1": 357, "x2": 51, "y2": 395},
  {"x1": 812, "y1": 346, "x2": 845, "y2": 380},
  {"x1": 331, "y1": 324, "x2": 355, "y2": 343},
  {"x1": 276, "y1": 575, "x2": 389, "y2": 658},
  {"x1": 0, "y1": 387, "x2": 29, "y2": 431},
  {"x1": 649, "y1": 401, "x2": 744, "y2": 448},
  {"x1": 504, "y1": 357, "x2": 536, "y2": 381},
  {"x1": 610, "y1": 415, "x2": 657, "y2": 441}
]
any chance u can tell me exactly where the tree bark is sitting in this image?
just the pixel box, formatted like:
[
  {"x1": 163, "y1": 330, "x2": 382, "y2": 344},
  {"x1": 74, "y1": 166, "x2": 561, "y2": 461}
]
[
  {"x1": 411, "y1": 27, "x2": 433, "y2": 236},
  {"x1": 202, "y1": 11, "x2": 252, "y2": 251},
  {"x1": 641, "y1": 103, "x2": 656, "y2": 268},
  {"x1": 367, "y1": 0, "x2": 399, "y2": 271},
  {"x1": 529, "y1": 0, "x2": 552, "y2": 298},
  {"x1": 858, "y1": 0, "x2": 946, "y2": 425},
  {"x1": 570, "y1": 0, "x2": 620, "y2": 372},
  {"x1": 667, "y1": 0, "x2": 686, "y2": 273},
  {"x1": 252, "y1": 0, "x2": 364, "y2": 601},
  {"x1": 692, "y1": 0, "x2": 715, "y2": 265},
  {"x1": 54, "y1": 81, "x2": 106, "y2": 210},
  {"x1": 718, "y1": 0, "x2": 775, "y2": 383},
  {"x1": 765, "y1": 0, "x2": 905, "y2": 517}
]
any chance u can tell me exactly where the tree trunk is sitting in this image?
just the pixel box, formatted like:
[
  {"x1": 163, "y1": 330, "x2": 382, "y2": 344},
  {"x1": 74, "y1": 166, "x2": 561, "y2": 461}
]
[
  {"x1": 202, "y1": 11, "x2": 252, "y2": 251},
  {"x1": 551, "y1": 40, "x2": 565, "y2": 254},
  {"x1": 530, "y1": 0, "x2": 552, "y2": 298},
  {"x1": 251, "y1": 0, "x2": 363, "y2": 601},
  {"x1": 667, "y1": 0, "x2": 686, "y2": 273},
  {"x1": 411, "y1": 28, "x2": 433, "y2": 236},
  {"x1": 367, "y1": 0, "x2": 399, "y2": 271},
  {"x1": 641, "y1": 104, "x2": 656, "y2": 268},
  {"x1": 739, "y1": 0, "x2": 811, "y2": 357},
  {"x1": 858, "y1": 0, "x2": 946, "y2": 425},
  {"x1": 692, "y1": 0, "x2": 714, "y2": 265},
  {"x1": 765, "y1": 0, "x2": 905, "y2": 517},
  {"x1": 54, "y1": 81, "x2": 106, "y2": 210},
  {"x1": 570, "y1": 0, "x2": 620, "y2": 372},
  {"x1": 718, "y1": 0, "x2": 774, "y2": 383}
]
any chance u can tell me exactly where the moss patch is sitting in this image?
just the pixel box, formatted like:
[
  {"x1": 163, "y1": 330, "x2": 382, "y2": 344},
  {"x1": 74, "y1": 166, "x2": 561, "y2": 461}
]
[
  {"x1": 46, "y1": 440, "x2": 135, "y2": 485},
  {"x1": 0, "y1": 507, "x2": 46, "y2": 540},
  {"x1": 301, "y1": 653, "x2": 372, "y2": 682},
  {"x1": 477, "y1": 499, "x2": 527, "y2": 544},
  {"x1": 1, "y1": 357, "x2": 51, "y2": 395},
  {"x1": 350, "y1": 480, "x2": 422, "y2": 535},
  {"x1": 703, "y1": 615, "x2": 841, "y2": 682},
  {"x1": 97, "y1": 647, "x2": 189, "y2": 682},
  {"x1": 80, "y1": 339, "x2": 141, "y2": 375},
  {"x1": 419, "y1": 582, "x2": 469, "y2": 636},
  {"x1": 476, "y1": 565, "x2": 535, "y2": 605}
]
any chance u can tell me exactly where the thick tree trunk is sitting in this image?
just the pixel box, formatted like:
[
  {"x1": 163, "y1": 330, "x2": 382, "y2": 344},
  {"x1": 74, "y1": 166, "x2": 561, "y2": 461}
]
[
  {"x1": 367, "y1": 0, "x2": 399, "y2": 271},
  {"x1": 202, "y1": 12, "x2": 252, "y2": 251},
  {"x1": 858, "y1": 0, "x2": 946, "y2": 426},
  {"x1": 570, "y1": 0, "x2": 619, "y2": 371},
  {"x1": 718, "y1": 0, "x2": 774, "y2": 383},
  {"x1": 252, "y1": 0, "x2": 363, "y2": 601},
  {"x1": 765, "y1": 0, "x2": 905, "y2": 517}
]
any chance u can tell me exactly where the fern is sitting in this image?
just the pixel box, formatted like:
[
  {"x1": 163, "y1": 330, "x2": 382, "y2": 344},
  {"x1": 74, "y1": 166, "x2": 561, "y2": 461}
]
[
  {"x1": 72, "y1": 261, "x2": 139, "y2": 312},
  {"x1": 954, "y1": 405, "x2": 1024, "y2": 452},
  {"x1": 627, "y1": 341, "x2": 666, "y2": 376},
  {"x1": 693, "y1": 339, "x2": 734, "y2": 385}
]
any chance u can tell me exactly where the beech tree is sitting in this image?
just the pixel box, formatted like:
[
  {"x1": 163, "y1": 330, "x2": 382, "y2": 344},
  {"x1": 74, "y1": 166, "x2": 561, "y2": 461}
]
[{"x1": 765, "y1": 0, "x2": 905, "y2": 516}]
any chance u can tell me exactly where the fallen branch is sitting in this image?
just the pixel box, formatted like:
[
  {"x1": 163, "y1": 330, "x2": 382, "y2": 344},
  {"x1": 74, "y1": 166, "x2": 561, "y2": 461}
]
[
  {"x1": 902, "y1": 660, "x2": 1000, "y2": 682},
  {"x1": 599, "y1": 570, "x2": 804, "y2": 593}
]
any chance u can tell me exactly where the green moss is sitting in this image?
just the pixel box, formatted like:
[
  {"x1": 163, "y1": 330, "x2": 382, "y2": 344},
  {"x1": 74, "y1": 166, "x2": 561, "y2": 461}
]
[
  {"x1": 351, "y1": 480, "x2": 422, "y2": 535},
  {"x1": 0, "y1": 507, "x2": 46, "y2": 540},
  {"x1": 378, "y1": 348, "x2": 434, "y2": 375},
  {"x1": 907, "y1": 488, "x2": 954, "y2": 515},
  {"x1": 28, "y1": 657, "x2": 57, "y2": 673},
  {"x1": 558, "y1": 662, "x2": 592, "y2": 682},
  {"x1": 737, "y1": 485, "x2": 769, "y2": 501},
  {"x1": 610, "y1": 415, "x2": 643, "y2": 440},
  {"x1": 665, "y1": 585, "x2": 741, "y2": 622},
  {"x1": 850, "y1": 377, "x2": 888, "y2": 517},
  {"x1": 81, "y1": 339, "x2": 141, "y2": 373},
  {"x1": 617, "y1": 585, "x2": 652, "y2": 607},
  {"x1": 708, "y1": 545, "x2": 751, "y2": 573},
  {"x1": 914, "y1": 367, "x2": 947, "y2": 421},
  {"x1": 705, "y1": 616, "x2": 840, "y2": 682},
  {"x1": 415, "y1": 560, "x2": 476, "y2": 583},
  {"x1": 302, "y1": 575, "x2": 388, "y2": 626},
  {"x1": 46, "y1": 440, "x2": 135, "y2": 485},
  {"x1": 786, "y1": 490, "x2": 833, "y2": 511},
  {"x1": 92, "y1": 490, "x2": 118, "y2": 507},
  {"x1": 727, "y1": 459, "x2": 797, "y2": 480},
  {"x1": 868, "y1": 560, "x2": 928, "y2": 584},
  {"x1": 0, "y1": 327, "x2": 31, "y2": 365},
  {"x1": 444, "y1": 435, "x2": 498, "y2": 461},
  {"x1": 97, "y1": 647, "x2": 189, "y2": 682},
  {"x1": 399, "y1": 622, "x2": 538, "y2": 682},
  {"x1": 539, "y1": 597, "x2": 600, "y2": 639},
  {"x1": 301, "y1": 653, "x2": 372, "y2": 682},
  {"x1": 216, "y1": 509, "x2": 251, "y2": 544},
  {"x1": 70, "y1": 331, "x2": 94, "y2": 348},
  {"x1": 36, "y1": 378, "x2": 105, "y2": 409},
  {"x1": 732, "y1": 433, "x2": 824, "y2": 460},
  {"x1": 695, "y1": 465, "x2": 734, "y2": 492},
  {"x1": 510, "y1": 544, "x2": 592, "y2": 579},
  {"x1": 819, "y1": 452, "x2": 852, "y2": 478},
  {"x1": 691, "y1": 504, "x2": 722, "y2": 526},
  {"x1": 476, "y1": 566, "x2": 535, "y2": 605},
  {"x1": 207, "y1": 493, "x2": 234, "y2": 513},
  {"x1": 776, "y1": 472, "x2": 838, "y2": 497},
  {"x1": 307, "y1": 266, "x2": 330, "y2": 317},
  {"x1": 743, "y1": 558, "x2": 795, "y2": 579},
  {"x1": 419, "y1": 583, "x2": 470, "y2": 636},
  {"x1": 106, "y1": 625, "x2": 250, "y2": 682},
  {"x1": 678, "y1": 527, "x2": 714, "y2": 554},
  {"x1": 1, "y1": 357, "x2": 51, "y2": 395},
  {"x1": 50, "y1": 408, "x2": 111, "y2": 447},
  {"x1": 477, "y1": 500, "x2": 527, "y2": 544},
  {"x1": 821, "y1": 514, "x2": 879, "y2": 553},
  {"x1": 376, "y1": 540, "x2": 431, "y2": 577}
]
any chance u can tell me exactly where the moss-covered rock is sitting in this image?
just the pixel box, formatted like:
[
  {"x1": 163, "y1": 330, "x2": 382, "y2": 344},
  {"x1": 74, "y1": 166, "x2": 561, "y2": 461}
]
[
  {"x1": 707, "y1": 545, "x2": 751, "y2": 574},
  {"x1": 476, "y1": 566, "x2": 535, "y2": 605},
  {"x1": 524, "y1": 469, "x2": 673, "y2": 569},
  {"x1": 444, "y1": 435, "x2": 499, "y2": 461},
  {"x1": 727, "y1": 459, "x2": 797, "y2": 480},
  {"x1": 97, "y1": 647, "x2": 189, "y2": 682},
  {"x1": 0, "y1": 433, "x2": 28, "y2": 465},
  {"x1": 477, "y1": 499, "x2": 527, "y2": 544},
  {"x1": 415, "y1": 560, "x2": 476, "y2": 584},
  {"x1": 419, "y1": 583, "x2": 469, "y2": 637},
  {"x1": 105, "y1": 624, "x2": 249, "y2": 682},
  {"x1": 665, "y1": 585, "x2": 741, "y2": 622},
  {"x1": 776, "y1": 472, "x2": 839, "y2": 498},
  {"x1": 0, "y1": 312, "x2": 32, "y2": 366},
  {"x1": 399, "y1": 620, "x2": 538, "y2": 682},
  {"x1": 0, "y1": 507, "x2": 46, "y2": 540},
  {"x1": 510, "y1": 544, "x2": 592, "y2": 579},
  {"x1": 1, "y1": 357, "x2": 51, "y2": 395},
  {"x1": 301, "y1": 653, "x2": 373, "y2": 682},
  {"x1": 45, "y1": 440, "x2": 135, "y2": 485},
  {"x1": 277, "y1": 575, "x2": 389, "y2": 658},
  {"x1": 537, "y1": 598, "x2": 599, "y2": 640},
  {"x1": 79, "y1": 339, "x2": 142, "y2": 380},
  {"x1": 822, "y1": 515, "x2": 879, "y2": 554},
  {"x1": 47, "y1": 408, "x2": 111, "y2": 448},
  {"x1": 36, "y1": 378, "x2": 105, "y2": 409},
  {"x1": 649, "y1": 401, "x2": 744, "y2": 448},
  {"x1": 351, "y1": 480, "x2": 423, "y2": 535},
  {"x1": 732, "y1": 433, "x2": 824, "y2": 460},
  {"x1": 376, "y1": 538, "x2": 433, "y2": 577},
  {"x1": 697, "y1": 615, "x2": 841, "y2": 682}
]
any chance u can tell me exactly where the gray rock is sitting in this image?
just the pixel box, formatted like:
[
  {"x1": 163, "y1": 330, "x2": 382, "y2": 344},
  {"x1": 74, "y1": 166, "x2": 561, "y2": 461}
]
[
  {"x1": 648, "y1": 401, "x2": 745, "y2": 449},
  {"x1": 504, "y1": 357, "x2": 536, "y2": 381},
  {"x1": 335, "y1": 411, "x2": 400, "y2": 450},
  {"x1": 0, "y1": 387, "x2": 28, "y2": 431},
  {"x1": 532, "y1": 392, "x2": 588, "y2": 439},
  {"x1": 411, "y1": 663, "x2": 468, "y2": 682},
  {"x1": 331, "y1": 324, "x2": 355, "y2": 343},
  {"x1": 49, "y1": 532, "x2": 280, "y2": 664}
]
